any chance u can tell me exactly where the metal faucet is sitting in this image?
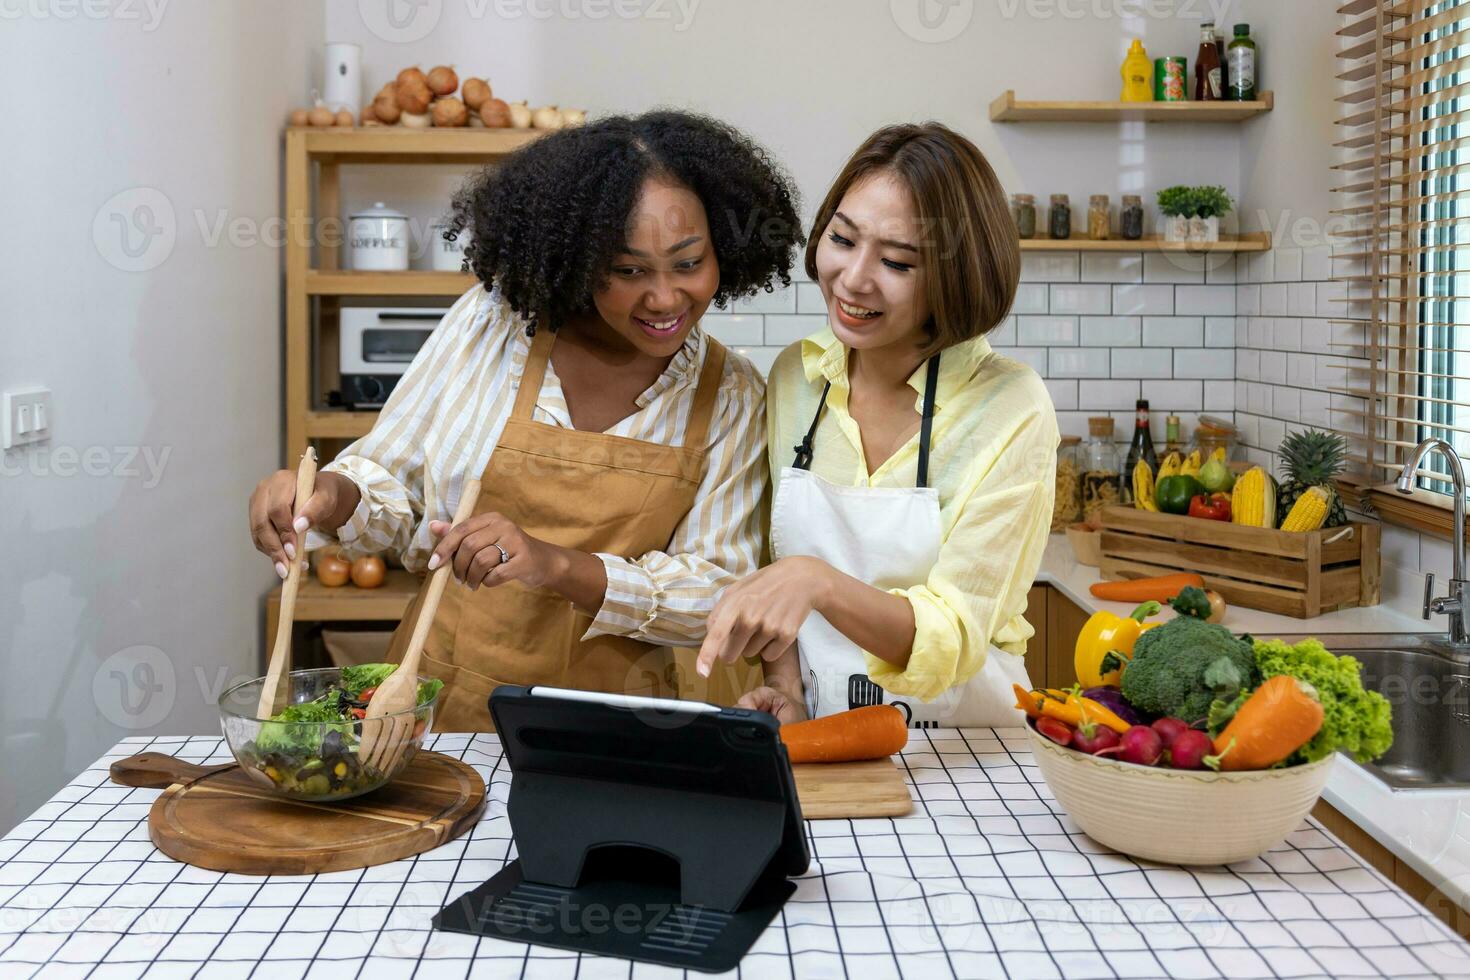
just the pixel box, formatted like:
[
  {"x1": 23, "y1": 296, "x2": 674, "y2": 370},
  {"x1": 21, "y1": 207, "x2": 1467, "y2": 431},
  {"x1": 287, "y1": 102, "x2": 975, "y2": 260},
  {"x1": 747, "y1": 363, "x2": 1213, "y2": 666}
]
[{"x1": 1398, "y1": 438, "x2": 1470, "y2": 646}]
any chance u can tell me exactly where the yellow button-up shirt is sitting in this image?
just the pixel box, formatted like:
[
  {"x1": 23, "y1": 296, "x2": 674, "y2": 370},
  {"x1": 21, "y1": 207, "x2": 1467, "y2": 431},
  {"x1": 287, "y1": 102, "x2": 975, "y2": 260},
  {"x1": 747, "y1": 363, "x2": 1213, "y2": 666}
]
[{"x1": 766, "y1": 328, "x2": 1059, "y2": 701}]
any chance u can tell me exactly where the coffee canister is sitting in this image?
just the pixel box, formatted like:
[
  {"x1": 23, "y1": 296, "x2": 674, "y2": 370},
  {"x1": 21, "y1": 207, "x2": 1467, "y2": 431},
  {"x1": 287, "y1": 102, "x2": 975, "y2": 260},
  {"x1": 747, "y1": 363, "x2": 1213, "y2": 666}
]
[
  {"x1": 350, "y1": 203, "x2": 410, "y2": 271},
  {"x1": 323, "y1": 42, "x2": 362, "y2": 115},
  {"x1": 428, "y1": 222, "x2": 471, "y2": 272},
  {"x1": 1154, "y1": 57, "x2": 1187, "y2": 102}
]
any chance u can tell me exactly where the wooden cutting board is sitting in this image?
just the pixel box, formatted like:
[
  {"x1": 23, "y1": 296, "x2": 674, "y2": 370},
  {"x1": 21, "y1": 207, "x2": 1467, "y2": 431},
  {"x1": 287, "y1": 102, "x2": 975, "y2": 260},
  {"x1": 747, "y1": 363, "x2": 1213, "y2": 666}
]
[
  {"x1": 793, "y1": 757, "x2": 912, "y2": 819},
  {"x1": 109, "y1": 750, "x2": 485, "y2": 876}
]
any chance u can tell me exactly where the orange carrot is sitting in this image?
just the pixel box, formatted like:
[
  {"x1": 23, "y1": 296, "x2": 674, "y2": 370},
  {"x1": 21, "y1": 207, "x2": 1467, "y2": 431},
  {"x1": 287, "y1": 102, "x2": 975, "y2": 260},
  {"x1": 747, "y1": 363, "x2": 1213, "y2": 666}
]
[
  {"x1": 1014, "y1": 684, "x2": 1043, "y2": 720},
  {"x1": 1211, "y1": 675, "x2": 1324, "y2": 771},
  {"x1": 1090, "y1": 573, "x2": 1206, "y2": 603},
  {"x1": 780, "y1": 705, "x2": 908, "y2": 764}
]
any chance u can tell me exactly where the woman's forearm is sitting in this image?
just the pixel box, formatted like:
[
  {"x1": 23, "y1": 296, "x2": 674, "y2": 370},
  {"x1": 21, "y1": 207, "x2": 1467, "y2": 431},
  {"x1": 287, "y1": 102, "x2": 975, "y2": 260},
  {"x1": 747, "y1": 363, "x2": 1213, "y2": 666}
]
[
  {"x1": 320, "y1": 471, "x2": 363, "y2": 531},
  {"x1": 813, "y1": 564, "x2": 917, "y2": 668},
  {"x1": 762, "y1": 645, "x2": 804, "y2": 702},
  {"x1": 539, "y1": 543, "x2": 609, "y2": 614}
]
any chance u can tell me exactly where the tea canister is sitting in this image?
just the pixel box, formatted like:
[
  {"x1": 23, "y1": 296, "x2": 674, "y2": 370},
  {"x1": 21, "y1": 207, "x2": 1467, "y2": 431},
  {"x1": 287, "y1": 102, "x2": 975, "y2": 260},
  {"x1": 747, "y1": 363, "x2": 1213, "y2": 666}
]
[
  {"x1": 429, "y1": 222, "x2": 471, "y2": 272},
  {"x1": 350, "y1": 202, "x2": 410, "y2": 271}
]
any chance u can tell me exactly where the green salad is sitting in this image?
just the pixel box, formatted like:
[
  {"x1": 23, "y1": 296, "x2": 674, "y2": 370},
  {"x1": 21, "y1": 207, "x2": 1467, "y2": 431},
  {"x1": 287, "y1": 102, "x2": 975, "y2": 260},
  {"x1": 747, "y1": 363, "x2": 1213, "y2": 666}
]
[{"x1": 237, "y1": 664, "x2": 443, "y2": 798}]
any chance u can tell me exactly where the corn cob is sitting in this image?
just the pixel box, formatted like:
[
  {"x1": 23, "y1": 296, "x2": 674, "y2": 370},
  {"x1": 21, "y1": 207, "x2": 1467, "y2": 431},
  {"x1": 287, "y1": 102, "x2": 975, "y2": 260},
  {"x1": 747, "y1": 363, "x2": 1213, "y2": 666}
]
[
  {"x1": 1180, "y1": 449, "x2": 1202, "y2": 478},
  {"x1": 1133, "y1": 460, "x2": 1158, "y2": 511},
  {"x1": 1230, "y1": 466, "x2": 1277, "y2": 528},
  {"x1": 1280, "y1": 485, "x2": 1333, "y2": 532},
  {"x1": 1158, "y1": 453, "x2": 1182, "y2": 479}
]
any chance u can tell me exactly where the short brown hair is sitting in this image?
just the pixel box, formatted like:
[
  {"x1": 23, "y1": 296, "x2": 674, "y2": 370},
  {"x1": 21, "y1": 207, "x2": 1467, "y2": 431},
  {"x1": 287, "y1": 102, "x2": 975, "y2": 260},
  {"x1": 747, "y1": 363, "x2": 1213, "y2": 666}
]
[{"x1": 804, "y1": 122, "x2": 1018, "y2": 350}]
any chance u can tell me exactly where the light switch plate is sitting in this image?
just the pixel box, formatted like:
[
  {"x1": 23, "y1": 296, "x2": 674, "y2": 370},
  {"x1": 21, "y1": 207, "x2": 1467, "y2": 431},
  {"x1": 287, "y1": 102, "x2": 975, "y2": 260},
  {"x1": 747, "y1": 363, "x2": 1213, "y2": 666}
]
[{"x1": 3, "y1": 388, "x2": 51, "y2": 450}]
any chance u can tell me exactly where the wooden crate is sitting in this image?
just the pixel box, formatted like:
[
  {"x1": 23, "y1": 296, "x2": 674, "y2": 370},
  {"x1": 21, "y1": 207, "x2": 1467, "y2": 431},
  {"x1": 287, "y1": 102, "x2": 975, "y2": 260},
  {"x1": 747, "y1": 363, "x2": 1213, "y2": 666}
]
[{"x1": 1097, "y1": 506, "x2": 1381, "y2": 618}]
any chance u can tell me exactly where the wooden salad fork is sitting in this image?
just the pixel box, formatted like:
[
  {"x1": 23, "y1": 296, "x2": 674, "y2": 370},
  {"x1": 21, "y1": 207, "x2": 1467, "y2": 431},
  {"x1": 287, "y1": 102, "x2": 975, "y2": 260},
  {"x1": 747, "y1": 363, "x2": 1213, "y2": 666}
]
[
  {"x1": 256, "y1": 448, "x2": 317, "y2": 719},
  {"x1": 358, "y1": 477, "x2": 481, "y2": 776}
]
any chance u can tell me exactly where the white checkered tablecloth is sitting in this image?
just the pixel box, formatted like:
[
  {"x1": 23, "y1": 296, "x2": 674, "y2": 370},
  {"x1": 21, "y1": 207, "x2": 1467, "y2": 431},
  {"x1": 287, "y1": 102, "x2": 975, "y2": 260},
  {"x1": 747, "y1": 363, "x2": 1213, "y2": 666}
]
[{"x1": 1, "y1": 730, "x2": 1468, "y2": 979}]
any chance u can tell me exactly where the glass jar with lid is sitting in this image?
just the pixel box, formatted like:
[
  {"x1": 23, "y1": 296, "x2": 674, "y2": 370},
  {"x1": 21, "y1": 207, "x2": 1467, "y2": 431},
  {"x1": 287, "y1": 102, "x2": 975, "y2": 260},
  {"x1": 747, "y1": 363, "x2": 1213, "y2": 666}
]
[
  {"x1": 1012, "y1": 193, "x2": 1037, "y2": 239},
  {"x1": 1121, "y1": 194, "x2": 1145, "y2": 240},
  {"x1": 1087, "y1": 195, "x2": 1111, "y2": 240},
  {"x1": 1049, "y1": 194, "x2": 1072, "y2": 241},
  {"x1": 1052, "y1": 435, "x2": 1083, "y2": 531},
  {"x1": 1081, "y1": 417, "x2": 1121, "y2": 520}
]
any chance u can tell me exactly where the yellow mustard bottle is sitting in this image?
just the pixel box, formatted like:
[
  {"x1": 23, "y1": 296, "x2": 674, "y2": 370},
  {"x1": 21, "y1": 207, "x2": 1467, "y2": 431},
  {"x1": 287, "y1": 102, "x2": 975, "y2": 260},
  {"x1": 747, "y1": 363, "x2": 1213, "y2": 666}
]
[{"x1": 1120, "y1": 39, "x2": 1153, "y2": 101}]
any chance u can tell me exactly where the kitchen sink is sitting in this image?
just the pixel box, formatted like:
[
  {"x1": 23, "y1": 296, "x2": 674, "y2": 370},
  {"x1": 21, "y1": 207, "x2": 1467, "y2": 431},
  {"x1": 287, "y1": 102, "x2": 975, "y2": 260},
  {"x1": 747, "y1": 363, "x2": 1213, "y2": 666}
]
[{"x1": 1297, "y1": 634, "x2": 1470, "y2": 790}]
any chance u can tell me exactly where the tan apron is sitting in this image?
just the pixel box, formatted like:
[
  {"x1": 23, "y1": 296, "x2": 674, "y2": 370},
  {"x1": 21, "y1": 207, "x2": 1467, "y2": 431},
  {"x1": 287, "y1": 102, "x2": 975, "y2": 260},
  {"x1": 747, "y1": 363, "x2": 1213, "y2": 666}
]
[{"x1": 385, "y1": 326, "x2": 728, "y2": 732}]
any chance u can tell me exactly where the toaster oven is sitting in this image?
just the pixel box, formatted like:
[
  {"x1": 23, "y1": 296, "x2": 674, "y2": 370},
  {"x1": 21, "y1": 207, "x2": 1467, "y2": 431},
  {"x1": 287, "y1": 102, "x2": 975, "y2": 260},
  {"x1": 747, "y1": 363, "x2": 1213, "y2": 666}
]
[{"x1": 338, "y1": 306, "x2": 447, "y2": 409}]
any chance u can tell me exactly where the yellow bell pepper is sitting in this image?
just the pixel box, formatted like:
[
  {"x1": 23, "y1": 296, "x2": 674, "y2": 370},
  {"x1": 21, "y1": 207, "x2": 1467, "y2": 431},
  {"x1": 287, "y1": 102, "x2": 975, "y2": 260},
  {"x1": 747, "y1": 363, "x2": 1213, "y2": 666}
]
[{"x1": 1074, "y1": 600, "x2": 1162, "y2": 688}]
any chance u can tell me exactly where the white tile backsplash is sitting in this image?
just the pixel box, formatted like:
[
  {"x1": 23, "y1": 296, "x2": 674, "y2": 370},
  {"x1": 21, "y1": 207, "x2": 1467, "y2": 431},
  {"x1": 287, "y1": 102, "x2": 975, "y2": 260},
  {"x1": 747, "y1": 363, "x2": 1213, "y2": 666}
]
[
  {"x1": 1078, "y1": 379, "x2": 1141, "y2": 410},
  {"x1": 1173, "y1": 348, "x2": 1234, "y2": 380},
  {"x1": 1142, "y1": 316, "x2": 1203, "y2": 348},
  {"x1": 701, "y1": 314, "x2": 765, "y2": 347},
  {"x1": 1143, "y1": 252, "x2": 1206, "y2": 284},
  {"x1": 1079, "y1": 316, "x2": 1141, "y2": 347},
  {"x1": 1273, "y1": 247, "x2": 1303, "y2": 282},
  {"x1": 1021, "y1": 252, "x2": 1080, "y2": 283},
  {"x1": 1205, "y1": 317, "x2": 1235, "y2": 348},
  {"x1": 1114, "y1": 347, "x2": 1173, "y2": 379},
  {"x1": 763, "y1": 314, "x2": 828, "y2": 346},
  {"x1": 1112, "y1": 284, "x2": 1174, "y2": 316},
  {"x1": 1048, "y1": 347, "x2": 1110, "y2": 378},
  {"x1": 729, "y1": 287, "x2": 796, "y2": 315},
  {"x1": 1017, "y1": 316, "x2": 1078, "y2": 346},
  {"x1": 1081, "y1": 253, "x2": 1143, "y2": 283},
  {"x1": 1050, "y1": 283, "x2": 1111, "y2": 315},
  {"x1": 1012, "y1": 283, "x2": 1049, "y2": 315},
  {"x1": 796, "y1": 282, "x2": 826, "y2": 315},
  {"x1": 1175, "y1": 285, "x2": 1236, "y2": 317}
]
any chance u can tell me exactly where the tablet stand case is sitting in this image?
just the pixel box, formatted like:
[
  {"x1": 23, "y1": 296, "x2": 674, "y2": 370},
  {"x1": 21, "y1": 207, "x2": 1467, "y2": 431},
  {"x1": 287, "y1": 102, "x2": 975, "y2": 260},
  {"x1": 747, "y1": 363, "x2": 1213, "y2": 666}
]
[{"x1": 433, "y1": 690, "x2": 804, "y2": 973}]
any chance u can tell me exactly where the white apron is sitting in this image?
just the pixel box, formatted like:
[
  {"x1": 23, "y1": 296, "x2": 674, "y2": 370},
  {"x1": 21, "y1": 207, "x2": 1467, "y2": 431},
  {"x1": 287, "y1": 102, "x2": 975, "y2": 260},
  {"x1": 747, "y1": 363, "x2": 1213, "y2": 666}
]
[{"x1": 769, "y1": 355, "x2": 1032, "y2": 728}]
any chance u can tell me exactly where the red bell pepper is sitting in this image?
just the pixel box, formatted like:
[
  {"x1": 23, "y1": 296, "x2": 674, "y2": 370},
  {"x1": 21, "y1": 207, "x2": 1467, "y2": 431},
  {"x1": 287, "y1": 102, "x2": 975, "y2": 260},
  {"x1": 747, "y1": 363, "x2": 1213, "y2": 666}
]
[{"x1": 1188, "y1": 493, "x2": 1232, "y2": 521}]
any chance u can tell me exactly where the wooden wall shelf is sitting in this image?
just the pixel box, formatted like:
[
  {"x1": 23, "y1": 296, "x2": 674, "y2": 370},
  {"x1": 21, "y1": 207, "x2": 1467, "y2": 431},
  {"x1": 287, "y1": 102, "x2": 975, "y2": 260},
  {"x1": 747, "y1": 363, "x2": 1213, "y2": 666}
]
[
  {"x1": 1020, "y1": 232, "x2": 1272, "y2": 253},
  {"x1": 305, "y1": 270, "x2": 477, "y2": 296},
  {"x1": 291, "y1": 125, "x2": 544, "y2": 162},
  {"x1": 990, "y1": 90, "x2": 1274, "y2": 123}
]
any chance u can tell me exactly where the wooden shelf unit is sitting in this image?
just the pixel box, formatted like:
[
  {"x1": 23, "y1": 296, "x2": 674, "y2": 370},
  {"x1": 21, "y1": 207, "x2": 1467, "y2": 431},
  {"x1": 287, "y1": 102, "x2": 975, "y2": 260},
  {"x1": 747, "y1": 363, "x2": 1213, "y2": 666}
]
[
  {"x1": 284, "y1": 127, "x2": 543, "y2": 467},
  {"x1": 1020, "y1": 232, "x2": 1271, "y2": 253},
  {"x1": 990, "y1": 90, "x2": 1274, "y2": 123}
]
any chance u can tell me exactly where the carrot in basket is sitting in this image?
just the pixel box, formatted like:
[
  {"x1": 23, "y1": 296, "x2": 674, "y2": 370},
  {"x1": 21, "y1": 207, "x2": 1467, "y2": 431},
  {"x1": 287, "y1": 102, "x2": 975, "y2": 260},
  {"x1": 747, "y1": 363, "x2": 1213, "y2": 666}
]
[
  {"x1": 780, "y1": 705, "x2": 908, "y2": 764},
  {"x1": 1210, "y1": 674, "x2": 1324, "y2": 772},
  {"x1": 1089, "y1": 573, "x2": 1205, "y2": 604}
]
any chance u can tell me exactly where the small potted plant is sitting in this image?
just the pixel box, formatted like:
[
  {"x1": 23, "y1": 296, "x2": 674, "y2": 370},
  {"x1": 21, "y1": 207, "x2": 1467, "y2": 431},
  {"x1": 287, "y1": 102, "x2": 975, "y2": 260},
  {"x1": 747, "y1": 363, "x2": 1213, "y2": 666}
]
[{"x1": 1157, "y1": 185, "x2": 1234, "y2": 243}]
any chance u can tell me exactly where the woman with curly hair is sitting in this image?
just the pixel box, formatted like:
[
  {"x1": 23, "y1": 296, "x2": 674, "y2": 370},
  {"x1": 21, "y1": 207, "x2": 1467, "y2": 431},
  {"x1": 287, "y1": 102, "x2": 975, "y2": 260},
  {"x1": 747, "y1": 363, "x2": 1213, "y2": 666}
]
[
  {"x1": 248, "y1": 110, "x2": 801, "y2": 730},
  {"x1": 697, "y1": 123, "x2": 1057, "y2": 728}
]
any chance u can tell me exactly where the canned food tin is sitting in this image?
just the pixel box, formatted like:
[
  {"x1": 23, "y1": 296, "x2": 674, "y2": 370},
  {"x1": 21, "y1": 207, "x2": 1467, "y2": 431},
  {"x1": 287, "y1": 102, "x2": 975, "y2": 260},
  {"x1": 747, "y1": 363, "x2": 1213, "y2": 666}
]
[{"x1": 1154, "y1": 57, "x2": 1187, "y2": 102}]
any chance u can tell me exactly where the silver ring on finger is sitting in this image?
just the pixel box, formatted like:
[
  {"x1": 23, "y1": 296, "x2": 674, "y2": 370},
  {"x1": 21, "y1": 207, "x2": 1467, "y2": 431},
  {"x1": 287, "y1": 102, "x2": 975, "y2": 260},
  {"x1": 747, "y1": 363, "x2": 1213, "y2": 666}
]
[{"x1": 494, "y1": 544, "x2": 510, "y2": 565}]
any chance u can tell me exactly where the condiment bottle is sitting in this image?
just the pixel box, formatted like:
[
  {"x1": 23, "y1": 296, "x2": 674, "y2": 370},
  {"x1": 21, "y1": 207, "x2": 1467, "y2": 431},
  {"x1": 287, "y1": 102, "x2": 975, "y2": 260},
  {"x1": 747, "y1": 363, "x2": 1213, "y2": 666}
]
[
  {"x1": 1082, "y1": 418, "x2": 1121, "y2": 521},
  {"x1": 1012, "y1": 193, "x2": 1037, "y2": 239},
  {"x1": 1120, "y1": 39, "x2": 1152, "y2": 102},
  {"x1": 1049, "y1": 194, "x2": 1072, "y2": 241},
  {"x1": 1165, "y1": 415, "x2": 1183, "y2": 456},
  {"x1": 1121, "y1": 399, "x2": 1158, "y2": 505},
  {"x1": 1121, "y1": 195, "x2": 1145, "y2": 240},
  {"x1": 1195, "y1": 22, "x2": 1223, "y2": 100},
  {"x1": 1087, "y1": 195, "x2": 1111, "y2": 241},
  {"x1": 1052, "y1": 436, "x2": 1083, "y2": 532},
  {"x1": 1228, "y1": 23, "x2": 1257, "y2": 101}
]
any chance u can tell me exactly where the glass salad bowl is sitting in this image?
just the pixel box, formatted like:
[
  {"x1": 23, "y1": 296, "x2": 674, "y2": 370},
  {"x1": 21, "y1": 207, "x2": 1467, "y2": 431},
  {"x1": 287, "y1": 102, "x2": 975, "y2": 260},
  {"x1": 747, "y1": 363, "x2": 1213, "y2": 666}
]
[{"x1": 218, "y1": 666, "x2": 440, "y2": 802}]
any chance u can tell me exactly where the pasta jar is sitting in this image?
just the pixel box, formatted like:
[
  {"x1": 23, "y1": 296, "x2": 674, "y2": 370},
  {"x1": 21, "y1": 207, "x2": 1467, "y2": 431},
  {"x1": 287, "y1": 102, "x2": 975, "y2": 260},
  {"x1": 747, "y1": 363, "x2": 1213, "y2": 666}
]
[
  {"x1": 1121, "y1": 195, "x2": 1145, "y2": 240},
  {"x1": 1049, "y1": 194, "x2": 1072, "y2": 241},
  {"x1": 1082, "y1": 416, "x2": 1121, "y2": 520},
  {"x1": 1012, "y1": 193, "x2": 1037, "y2": 239},
  {"x1": 1052, "y1": 436, "x2": 1083, "y2": 532},
  {"x1": 1087, "y1": 195, "x2": 1111, "y2": 241}
]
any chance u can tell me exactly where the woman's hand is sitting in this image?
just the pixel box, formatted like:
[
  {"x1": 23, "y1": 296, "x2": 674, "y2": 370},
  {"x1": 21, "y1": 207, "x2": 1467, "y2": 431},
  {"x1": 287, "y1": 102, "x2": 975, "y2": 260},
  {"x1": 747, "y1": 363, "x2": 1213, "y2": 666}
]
[
  {"x1": 249, "y1": 470, "x2": 360, "y2": 578},
  {"x1": 427, "y1": 511, "x2": 559, "y2": 591},
  {"x1": 696, "y1": 556, "x2": 833, "y2": 677},
  {"x1": 737, "y1": 686, "x2": 807, "y2": 725}
]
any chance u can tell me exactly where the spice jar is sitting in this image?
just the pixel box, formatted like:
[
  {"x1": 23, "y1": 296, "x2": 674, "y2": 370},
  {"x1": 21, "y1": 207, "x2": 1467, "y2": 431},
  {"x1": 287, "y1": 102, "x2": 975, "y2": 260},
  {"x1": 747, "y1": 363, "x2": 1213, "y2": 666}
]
[
  {"x1": 1049, "y1": 194, "x2": 1072, "y2": 241},
  {"x1": 1121, "y1": 194, "x2": 1145, "y2": 240},
  {"x1": 1082, "y1": 417, "x2": 1121, "y2": 520},
  {"x1": 1052, "y1": 436, "x2": 1083, "y2": 532},
  {"x1": 1087, "y1": 195, "x2": 1111, "y2": 241},
  {"x1": 1012, "y1": 193, "x2": 1037, "y2": 240}
]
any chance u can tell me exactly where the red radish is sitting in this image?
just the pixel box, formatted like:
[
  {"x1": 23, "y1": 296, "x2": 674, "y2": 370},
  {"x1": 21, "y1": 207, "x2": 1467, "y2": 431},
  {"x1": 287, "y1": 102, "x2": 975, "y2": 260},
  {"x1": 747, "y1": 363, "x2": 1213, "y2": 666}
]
[
  {"x1": 1036, "y1": 717, "x2": 1074, "y2": 746},
  {"x1": 1072, "y1": 723, "x2": 1120, "y2": 755},
  {"x1": 1151, "y1": 717, "x2": 1189, "y2": 748},
  {"x1": 1169, "y1": 729, "x2": 1214, "y2": 770},
  {"x1": 1118, "y1": 725, "x2": 1163, "y2": 766}
]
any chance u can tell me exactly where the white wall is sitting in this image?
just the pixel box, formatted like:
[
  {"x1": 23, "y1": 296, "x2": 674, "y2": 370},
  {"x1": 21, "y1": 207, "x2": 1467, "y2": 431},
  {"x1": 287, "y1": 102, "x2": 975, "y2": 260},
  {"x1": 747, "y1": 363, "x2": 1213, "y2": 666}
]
[{"x1": 0, "y1": 1, "x2": 324, "y2": 831}]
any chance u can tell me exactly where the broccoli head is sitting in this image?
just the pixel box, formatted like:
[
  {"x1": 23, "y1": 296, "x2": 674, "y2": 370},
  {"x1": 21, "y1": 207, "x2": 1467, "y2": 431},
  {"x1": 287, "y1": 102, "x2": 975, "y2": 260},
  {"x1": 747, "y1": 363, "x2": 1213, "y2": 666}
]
[{"x1": 1120, "y1": 616, "x2": 1259, "y2": 723}]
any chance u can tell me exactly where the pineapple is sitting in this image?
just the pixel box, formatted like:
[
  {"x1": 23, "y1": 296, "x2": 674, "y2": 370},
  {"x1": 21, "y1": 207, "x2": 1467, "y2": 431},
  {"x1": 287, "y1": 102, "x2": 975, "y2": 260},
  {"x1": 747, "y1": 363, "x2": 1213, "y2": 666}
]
[{"x1": 1277, "y1": 430, "x2": 1349, "y2": 527}]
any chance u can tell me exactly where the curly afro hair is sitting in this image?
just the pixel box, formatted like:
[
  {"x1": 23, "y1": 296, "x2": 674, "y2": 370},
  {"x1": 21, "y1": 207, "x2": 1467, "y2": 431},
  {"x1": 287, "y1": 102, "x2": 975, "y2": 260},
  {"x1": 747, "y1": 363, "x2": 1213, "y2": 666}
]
[{"x1": 445, "y1": 109, "x2": 803, "y2": 331}]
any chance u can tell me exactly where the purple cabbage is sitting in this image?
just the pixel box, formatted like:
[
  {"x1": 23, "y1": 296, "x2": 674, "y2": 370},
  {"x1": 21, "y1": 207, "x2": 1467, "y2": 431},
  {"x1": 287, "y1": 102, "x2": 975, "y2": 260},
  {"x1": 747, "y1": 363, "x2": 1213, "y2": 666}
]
[{"x1": 1082, "y1": 686, "x2": 1146, "y2": 727}]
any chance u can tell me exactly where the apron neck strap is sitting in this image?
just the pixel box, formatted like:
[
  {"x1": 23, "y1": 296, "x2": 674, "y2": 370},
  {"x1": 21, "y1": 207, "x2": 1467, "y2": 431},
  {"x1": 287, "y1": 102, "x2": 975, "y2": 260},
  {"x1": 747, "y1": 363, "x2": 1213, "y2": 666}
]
[
  {"x1": 511, "y1": 327, "x2": 557, "y2": 421},
  {"x1": 682, "y1": 338, "x2": 726, "y2": 451},
  {"x1": 793, "y1": 352, "x2": 942, "y2": 488}
]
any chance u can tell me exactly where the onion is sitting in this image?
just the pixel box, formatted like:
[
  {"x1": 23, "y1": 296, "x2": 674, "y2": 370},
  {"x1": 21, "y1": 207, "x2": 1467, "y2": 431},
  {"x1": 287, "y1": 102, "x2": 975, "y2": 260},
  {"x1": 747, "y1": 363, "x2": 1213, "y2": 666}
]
[
  {"x1": 427, "y1": 65, "x2": 458, "y2": 97},
  {"x1": 396, "y1": 78, "x2": 431, "y2": 115},
  {"x1": 561, "y1": 107, "x2": 587, "y2": 127},
  {"x1": 363, "y1": 118, "x2": 383, "y2": 128},
  {"x1": 462, "y1": 77, "x2": 491, "y2": 110},
  {"x1": 351, "y1": 555, "x2": 387, "y2": 589},
  {"x1": 531, "y1": 105, "x2": 564, "y2": 130},
  {"x1": 508, "y1": 100, "x2": 532, "y2": 129},
  {"x1": 360, "y1": 102, "x2": 378, "y2": 124},
  {"x1": 334, "y1": 108, "x2": 355, "y2": 127},
  {"x1": 396, "y1": 66, "x2": 428, "y2": 90},
  {"x1": 479, "y1": 97, "x2": 511, "y2": 128},
  {"x1": 307, "y1": 105, "x2": 335, "y2": 128},
  {"x1": 373, "y1": 91, "x2": 401, "y2": 124},
  {"x1": 316, "y1": 552, "x2": 351, "y2": 588},
  {"x1": 288, "y1": 108, "x2": 309, "y2": 127},
  {"x1": 400, "y1": 110, "x2": 431, "y2": 129},
  {"x1": 431, "y1": 97, "x2": 468, "y2": 127}
]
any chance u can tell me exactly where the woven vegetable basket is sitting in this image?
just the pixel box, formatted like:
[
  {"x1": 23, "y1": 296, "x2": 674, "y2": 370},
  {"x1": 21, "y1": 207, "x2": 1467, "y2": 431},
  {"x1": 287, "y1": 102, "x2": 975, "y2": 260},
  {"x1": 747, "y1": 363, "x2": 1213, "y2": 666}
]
[{"x1": 1028, "y1": 725, "x2": 1335, "y2": 865}]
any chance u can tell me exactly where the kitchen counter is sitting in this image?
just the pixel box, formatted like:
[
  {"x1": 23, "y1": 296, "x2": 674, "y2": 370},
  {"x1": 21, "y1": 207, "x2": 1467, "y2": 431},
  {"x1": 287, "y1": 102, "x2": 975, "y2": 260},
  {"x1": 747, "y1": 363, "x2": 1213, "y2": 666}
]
[
  {"x1": 2, "y1": 733, "x2": 1467, "y2": 978},
  {"x1": 1038, "y1": 534, "x2": 1470, "y2": 918}
]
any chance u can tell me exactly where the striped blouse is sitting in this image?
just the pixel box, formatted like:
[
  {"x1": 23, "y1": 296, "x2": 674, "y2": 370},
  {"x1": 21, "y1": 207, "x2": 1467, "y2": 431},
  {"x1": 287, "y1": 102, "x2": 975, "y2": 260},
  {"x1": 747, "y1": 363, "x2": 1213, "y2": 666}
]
[{"x1": 310, "y1": 285, "x2": 769, "y2": 646}]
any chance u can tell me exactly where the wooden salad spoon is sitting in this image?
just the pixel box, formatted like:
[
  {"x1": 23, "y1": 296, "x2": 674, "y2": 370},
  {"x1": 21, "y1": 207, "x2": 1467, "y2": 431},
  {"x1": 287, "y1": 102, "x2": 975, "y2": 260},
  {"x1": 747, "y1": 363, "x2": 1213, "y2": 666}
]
[{"x1": 256, "y1": 448, "x2": 317, "y2": 719}]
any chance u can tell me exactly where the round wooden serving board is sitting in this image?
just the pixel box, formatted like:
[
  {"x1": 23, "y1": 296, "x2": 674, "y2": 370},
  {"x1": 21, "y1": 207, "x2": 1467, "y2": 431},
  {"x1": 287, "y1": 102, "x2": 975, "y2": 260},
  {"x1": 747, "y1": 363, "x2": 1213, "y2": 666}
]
[{"x1": 110, "y1": 750, "x2": 486, "y2": 876}]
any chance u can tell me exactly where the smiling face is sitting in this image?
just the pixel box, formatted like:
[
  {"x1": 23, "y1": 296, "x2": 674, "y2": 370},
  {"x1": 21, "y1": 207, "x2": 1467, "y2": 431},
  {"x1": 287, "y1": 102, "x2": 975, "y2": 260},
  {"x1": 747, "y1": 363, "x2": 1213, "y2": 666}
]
[
  {"x1": 813, "y1": 170, "x2": 932, "y2": 354},
  {"x1": 587, "y1": 176, "x2": 721, "y2": 358}
]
